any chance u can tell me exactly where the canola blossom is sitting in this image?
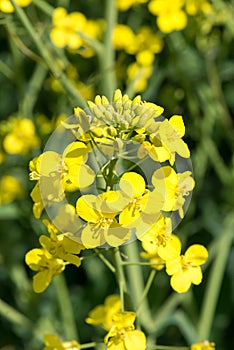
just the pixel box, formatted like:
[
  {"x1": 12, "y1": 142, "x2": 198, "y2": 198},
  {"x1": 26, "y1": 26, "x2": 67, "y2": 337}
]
[{"x1": 30, "y1": 89, "x2": 194, "y2": 250}]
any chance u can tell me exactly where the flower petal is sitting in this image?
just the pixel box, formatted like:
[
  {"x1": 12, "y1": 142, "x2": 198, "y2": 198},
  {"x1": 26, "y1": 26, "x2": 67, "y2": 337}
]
[
  {"x1": 119, "y1": 172, "x2": 145, "y2": 198},
  {"x1": 185, "y1": 244, "x2": 208, "y2": 266}
]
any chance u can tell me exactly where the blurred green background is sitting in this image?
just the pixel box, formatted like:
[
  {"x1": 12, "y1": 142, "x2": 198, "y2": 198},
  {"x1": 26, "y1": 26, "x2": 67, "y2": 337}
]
[{"x1": 0, "y1": 1, "x2": 234, "y2": 349}]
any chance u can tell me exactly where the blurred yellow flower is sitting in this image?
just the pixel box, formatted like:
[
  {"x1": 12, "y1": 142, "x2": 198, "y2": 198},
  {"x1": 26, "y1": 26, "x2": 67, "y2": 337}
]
[
  {"x1": 191, "y1": 340, "x2": 215, "y2": 350},
  {"x1": 86, "y1": 294, "x2": 121, "y2": 331},
  {"x1": 117, "y1": 0, "x2": 148, "y2": 11},
  {"x1": 0, "y1": 175, "x2": 24, "y2": 204},
  {"x1": 0, "y1": 0, "x2": 31, "y2": 13},
  {"x1": 104, "y1": 311, "x2": 146, "y2": 350},
  {"x1": 165, "y1": 242, "x2": 208, "y2": 293},
  {"x1": 3, "y1": 118, "x2": 40, "y2": 155},
  {"x1": 148, "y1": 0, "x2": 187, "y2": 33},
  {"x1": 25, "y1": 248, "x2": 65, "y2": 293},
  {"x1": 50, "y1": 7, "x2": 102, "y2": 56},
  {"x1": 113, "y1": 24, "x2": 135, "y2": 51},
  {"x1": 43, "y1": 334, "x2": 80, "y2": 350}
]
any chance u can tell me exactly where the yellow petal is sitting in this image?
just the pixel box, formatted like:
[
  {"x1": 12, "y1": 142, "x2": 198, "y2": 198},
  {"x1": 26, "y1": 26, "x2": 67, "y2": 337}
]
[
  {"x1": 185, "y1": 244, "x2": 208, "y2": 266},
  {"x1": 33, "y1": 270, "x2": 51, "y2": 293},
  {"x1": 158, "y1": 234, "x2": 181, "y2": 261},
  {"x1": 189, "y1": 266, "x2": 203, "y2": 285},
  {"x1": 170, "y1": 270, "x2": 192, "y2": 293},
  {"x1": 124, "y1": 330, "x2": 146, "y2": 350},
  {"x1": 119, "y1": 172, "x2": 145, "y2": 198},
  {"x1": 169, "y1": 115, "x2": 185, "y2": 137},
  {"x1": 81, "y1": 224, "x2": 106, "y2": 248},
  {"x1": 105, "y1": 223, "x2": 131, "y2": 247},
  {"x1": 50, "y1": 27, "x2": 67, "y2": 48},
  {"x1": 76, "y1": 195, "x2": 100, "y2": 222},
  {"x1": 63, "y1": 141, "x2": 89, "y2": 162},
  {"x1": 166, "y1": 256, "x2": 182, "y2": 276}
]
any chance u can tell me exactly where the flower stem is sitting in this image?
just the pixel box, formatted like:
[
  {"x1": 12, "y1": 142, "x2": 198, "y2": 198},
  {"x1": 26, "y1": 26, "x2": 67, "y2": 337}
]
[
  {"x1": 197, "y1": 213, "x2": 234, "y2": 340},
  {"x1": 124, "y1": 241, "x2": 155, "y2": 333},
  {"x1": 136, "y1": 269, "x2": 156, "y2": 313},
  {"x1": 0, "y1": 298, "x2": 32, "y2": 329},
  {"x1": 112, "y1": 248, "x2": 128, "y2": 311},
  {"x1": 53, "y1": 274, "x2": 79, "y2": 341},
  {"x1": 98, "y1": 0, "x2": 117, "y2": 98}
]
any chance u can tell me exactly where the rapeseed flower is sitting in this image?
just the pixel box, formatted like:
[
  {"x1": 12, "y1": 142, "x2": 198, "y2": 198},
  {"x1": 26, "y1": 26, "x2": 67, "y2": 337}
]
[
  {"x1": 76, "y1": 192, "x2": 130, "y2": 248},
  {"x1": 191, "y1": 340, "x2": 215, "y2": 350},
  {"x1": 0, "y1": 0, "x2": 31, "y2": 13},
  {"x1": 2, "y1": 117, "x2": 40, "y2": 155},
  {"x1": 152, "y1": 166, "x2": 195, "y2": 218},
  {"x1": 25, "y1": 248, "x2": 65, "y2": 293},
  {"x1": 86, "y1": 294, "x2": 121, "y2": 331},
  {"x1": 165, "y1": 241, "x2": 208, "y2": 293},
  {"x1": 0, "y1": 175, "x2": 24, "y2": 204},
  {"x1": 43, "y1": 334, "x2": 80, "y2": 350},
  {"x1": 117, "y1": 0, "x2": 148, "y2": 11},
  {"x1": 50, "y1": 7, "x2": 102, "y2": 56},
  {"x1": 104, "y1": 311, "x2": 146, "y2": 350}
]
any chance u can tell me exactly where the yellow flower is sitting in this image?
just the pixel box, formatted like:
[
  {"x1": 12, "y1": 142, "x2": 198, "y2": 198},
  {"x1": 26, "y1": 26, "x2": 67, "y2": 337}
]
[
  {"x1": 29, "y1": 142, "x2": 95, "y2": 195},
  {"x1": 0, "y1": 175, "x2": 24, "y2": 204},
  {"x1": 76, "y1": 192, "x2": 130, "y2": 248},
  {"x1": 127, "y1": 62, "x2": 153, "y2": 93},
  {"x1": 148, "y1": 0, "x2": 187, "y2": 33},
  {"x1": 0, "y1": 0, "x2": 32, "y2": 13},
  {"x1": 158, "y1": 115, "x2": 190, "y2": 165},
  {"x1": 191, "y1": 340, "x2": 215, "y2": 350},
  {"x1": 3, "y1": 118, "x2": 40, "y2": 155},
  {"x1": 117, "y1": 0, "x2": 148, "y2": 11},
  {"x1": 86, "y1": 294, "x2": 121, "y2": 331},
  {"x1": 50, "y1": 7, "x2": 102, "y2": 56},
  {"x1": 165, "y1": 241, "x2": 208, "y2": 293},
  {"x1": 43, "y1": 334, "x2": 80, "y2": 350},
  {"x1": 113, "y1": 24, "x2": 135, "y2": 51},
  {"x1": 104, "y1": 311, "x2": 146, "y2": 350},
  {"x1": 39, "y1": 231, "x2": 84, "y2": 267},
  {"x1": 152, "y1": 166, "x2": 195, "y2": 218},
  {"x1": 25, "y1": 248, "x2": 65, "y2": 293},
  {"x1": 119, "y1": 172, "x2": 164, "y2": 238}
]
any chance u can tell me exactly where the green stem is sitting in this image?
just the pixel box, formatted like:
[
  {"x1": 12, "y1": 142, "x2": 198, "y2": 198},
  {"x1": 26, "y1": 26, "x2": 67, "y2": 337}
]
[
  {"x1": 0, "y1": 298, "x2": 32, "y2": 329},
  {"x1": 94, "y1": 249, "x2": 116, "y2": 273},
  {"x1": 152, "y1": 293, "x2": 183, "y2": 330},
  {"x1": 32, "y1": 0, "x2": 54, "y2": 16},
  {"x1": 11, "y1": 0, "x2": 87, "y2": 108},
  {"x1": 136, "y1": 269, "x2": 156, "y2": 313},
  {"x1": 53, "y1": 274, "x2": 79, "y2": 341},
  {"x1": 0, "y1": 59, "x2": 14, "y2": 80},
  {"x1": 171, "y1": 311, "x2": 197, "y2": 344},
  {"x1": 124, "y1": 241, "x2": 155, "y2": 333},
  {"x1": 80, "y1": 342, "x2": 97, "y2": 349},
  {"x1": 112, "y1": 248, "x2": 128, "y2": 311},
  {"x1": 98, "y1": 0, "x2": 117, "y2": 98},
  {"x1": 20, "y1": 63, "x2": 48, "y2": 118},
  {"x1": 197, "y1": 213, "x2": 234, "y2": 340}
]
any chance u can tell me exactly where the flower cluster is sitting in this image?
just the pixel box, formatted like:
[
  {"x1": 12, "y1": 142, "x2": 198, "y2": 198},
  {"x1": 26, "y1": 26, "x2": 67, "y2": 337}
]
[
  {"x1": 28, "y1": 89, "x2": 194, "y2": 250},
  {"x1": 148, "y1": 0, "x2": 211, "y2": 33},
  {"x1": 113, "y1": 25, "x2": 163, "y2": 92},
  {"x1": 0, "y1": 117, "x2": 40, "y2": 155},
  {"x1": 86, "y1": 294, "x2": 146, "y2": 350},
  {"x1": 0, "y1": 0, "x2": 32, "y2": 13},
  {"x1": 140, "y1": 215, "x2": 208, "y2": 293},
  {"x1": 25, "y1": 220, "x2": 84, "y2": 292},
  {"x1": 50, "y1": 7, "x2": 103, "y2": 57}
]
